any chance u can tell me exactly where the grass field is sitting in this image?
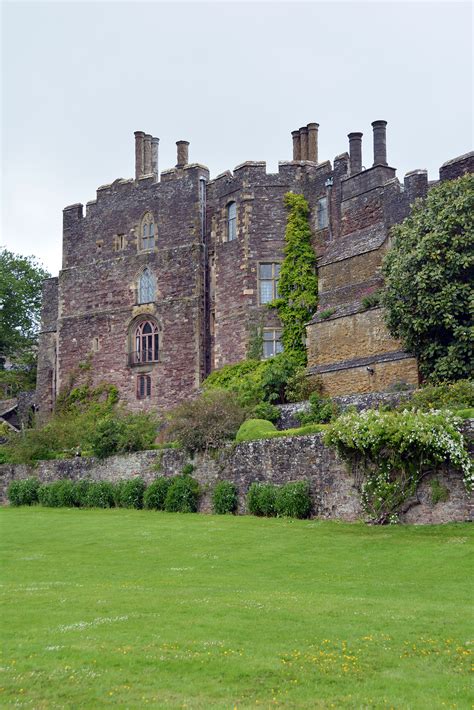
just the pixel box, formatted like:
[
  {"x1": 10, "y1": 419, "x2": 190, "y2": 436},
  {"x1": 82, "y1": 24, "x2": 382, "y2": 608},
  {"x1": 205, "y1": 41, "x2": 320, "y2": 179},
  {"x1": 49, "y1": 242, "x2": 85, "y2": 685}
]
[{"x1": 1, "y1": 508, "x2": 472, "y2": 709}]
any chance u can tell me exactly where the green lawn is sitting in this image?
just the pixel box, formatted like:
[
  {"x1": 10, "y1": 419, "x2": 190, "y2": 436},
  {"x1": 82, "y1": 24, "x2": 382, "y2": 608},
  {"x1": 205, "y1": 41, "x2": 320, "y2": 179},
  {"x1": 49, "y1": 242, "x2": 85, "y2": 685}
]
[{"x1": 1, "y1": 509, "x2": 472, "y2": 709}]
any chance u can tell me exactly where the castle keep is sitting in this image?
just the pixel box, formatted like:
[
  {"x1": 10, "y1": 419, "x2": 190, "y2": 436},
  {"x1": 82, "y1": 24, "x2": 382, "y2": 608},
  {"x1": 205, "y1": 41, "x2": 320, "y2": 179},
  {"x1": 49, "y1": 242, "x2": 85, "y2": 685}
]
[{"x1": 36, "y1": 124, "x2": 473, "y2": 416}]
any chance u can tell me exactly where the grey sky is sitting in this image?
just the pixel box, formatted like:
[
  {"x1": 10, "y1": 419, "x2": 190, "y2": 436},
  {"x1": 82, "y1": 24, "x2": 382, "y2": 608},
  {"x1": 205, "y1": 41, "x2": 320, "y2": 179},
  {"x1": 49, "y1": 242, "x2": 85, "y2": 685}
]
[{"x1": 1, "y1": 0, "x2": 472, "y2": 276}]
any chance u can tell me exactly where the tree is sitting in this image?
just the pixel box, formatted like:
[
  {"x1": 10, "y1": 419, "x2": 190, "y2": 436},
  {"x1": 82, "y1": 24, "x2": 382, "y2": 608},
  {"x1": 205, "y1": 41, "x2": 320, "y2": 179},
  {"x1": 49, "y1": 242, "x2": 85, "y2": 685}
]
[
  {"x1": 271, "y1": 193, "x2": 318, "y2": 361},
  {"x1": 0, "y1": 247, "x2": 50, "y2": 394},
  {"x1": 382, "y1": 174, "x2": 474, "y2": 382}
]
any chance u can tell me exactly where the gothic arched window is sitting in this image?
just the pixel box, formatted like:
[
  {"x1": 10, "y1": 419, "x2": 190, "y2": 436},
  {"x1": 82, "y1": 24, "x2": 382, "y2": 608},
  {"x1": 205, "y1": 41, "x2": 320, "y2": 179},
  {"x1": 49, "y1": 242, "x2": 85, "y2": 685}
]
[
  {"x1": 141, "y1": 212, "x2": 156, "y2": 250},
  {"x1": 133, "y1": 320, "x2": 159, "y2": 364},
  {"x1": 227, "y1": 202, "x2": 236, "y2": 241},
  {"x1": 138, "y1": 267, "x2": 156, "y2": 304}
]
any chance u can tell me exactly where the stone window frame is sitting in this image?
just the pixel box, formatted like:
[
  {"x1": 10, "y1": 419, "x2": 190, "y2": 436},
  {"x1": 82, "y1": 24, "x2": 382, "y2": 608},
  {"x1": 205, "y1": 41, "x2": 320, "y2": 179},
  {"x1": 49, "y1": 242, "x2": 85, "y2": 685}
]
[
  {"x1": 316, "y1": 196, "x2": 329, "y2": 230},
  {"x1": 128, "y1": 315, "x2": 161, "y2": 366},
  {"x1": 262, "y1": 327, "x2": 283, "y2": 359},
  {"x1": 139, "y1": 212, "x2": 156, "y2": 251},
  {"x1": 226, "y1": 201, "x2": 237, "y2": 242},
  {"x1": 137, "y1": 374, "x2": 152, "y2": 399},
  {"x1": 137, "y1": 266, "x2": 157, "y2": 305},
  {"x1": 113, "y1": 234, "x2": 127, "y2": 251},
  {"x1": 258, "y1": 261, "x2": 282, "y2": 305}
]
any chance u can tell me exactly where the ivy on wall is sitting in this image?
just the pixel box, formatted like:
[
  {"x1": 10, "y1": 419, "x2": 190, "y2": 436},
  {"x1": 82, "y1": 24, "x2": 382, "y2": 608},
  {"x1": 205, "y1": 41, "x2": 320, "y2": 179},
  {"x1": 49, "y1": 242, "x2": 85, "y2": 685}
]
[{"x1": 271, "y1": 193, "x2": 318, "y2": 362}]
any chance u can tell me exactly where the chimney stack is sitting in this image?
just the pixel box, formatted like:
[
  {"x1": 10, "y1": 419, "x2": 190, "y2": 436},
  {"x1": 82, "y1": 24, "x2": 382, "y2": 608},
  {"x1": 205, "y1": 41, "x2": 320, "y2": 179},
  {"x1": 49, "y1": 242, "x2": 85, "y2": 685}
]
[
  {"x1": 134, "y1": 131, "x2": 145, "y2": 180},
  {"x1": 143, "y1": 134, "x2": 152, "y2": 174},
  {"x1": 299, "y1": 126, "x2": 308, "y2": 160},
  {"x1": 348, "y1": 132, "x2": 363, "y2": 174},
  {"x1": 292, "y1": 130, "x2": 301, "y2": 161},
  {"x1": 372, "y1": 120, "x2": 388, "y2": 166},
  {"x1": 176, "y1": 140, "x2": 189, "y2": 168},
  {"x1": 307, "y1": 123, "x2": 319, "y2": 163},
  {"x1": 151, "y1": 137, "x2": 159, "y2": 178}
]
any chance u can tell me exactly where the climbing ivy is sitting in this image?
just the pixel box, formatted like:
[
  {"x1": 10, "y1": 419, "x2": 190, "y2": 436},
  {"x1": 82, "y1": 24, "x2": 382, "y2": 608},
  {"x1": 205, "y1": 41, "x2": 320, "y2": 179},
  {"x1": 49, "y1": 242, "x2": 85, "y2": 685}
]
[{"x1": 271, "y1": 193, "x2": 318, "y2": 362}]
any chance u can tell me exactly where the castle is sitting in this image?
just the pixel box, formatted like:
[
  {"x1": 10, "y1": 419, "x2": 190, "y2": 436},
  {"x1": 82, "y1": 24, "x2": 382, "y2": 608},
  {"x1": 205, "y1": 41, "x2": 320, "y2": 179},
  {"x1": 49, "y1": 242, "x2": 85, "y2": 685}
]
[{"x1": 36, "y1": 123, "x2": 473, "y2": 417}]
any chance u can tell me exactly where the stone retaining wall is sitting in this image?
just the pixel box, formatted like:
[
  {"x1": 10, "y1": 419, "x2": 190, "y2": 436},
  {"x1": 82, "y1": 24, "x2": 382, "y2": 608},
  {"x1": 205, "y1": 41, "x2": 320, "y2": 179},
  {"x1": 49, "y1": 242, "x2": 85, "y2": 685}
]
[{"x1": 1, "y1": 432, "x2": 471, "y2": 524}]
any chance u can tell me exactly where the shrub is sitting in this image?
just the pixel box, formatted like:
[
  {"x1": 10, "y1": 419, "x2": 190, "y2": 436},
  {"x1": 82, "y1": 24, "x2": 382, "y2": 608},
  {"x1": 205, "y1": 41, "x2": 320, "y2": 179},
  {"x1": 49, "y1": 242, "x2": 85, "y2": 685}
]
[
  {"x1": 112, "y1": 480, "x2": 126, "y2": 507},
  {"x1": 250, "y1": 401, "x2": 280, "y2": 423},
  {"x1": 298, "y1": 392, "x2": 340, "y2": 425},
  {"x1": 7, "y1": 477, "x2": 40, "y2": 506},
  {"x1": 86, "y1": 481, "x2": 115, "y2": 508},
  {"x1": 89, "y1": 416, "x2": 126, "y2": 459},
  {"x1": 164, "y1": 475, "x2": 200, "y2": 513},
  {"x1": 56, "y1": 480, "x2": 77, "y2": 507},
  {"x1": 212, "y1": 481, "x2": 238, "y2": 515},
  {"x1": 275, "y1": 481, "x2": 311, "y2": 519},
  {"x1": 117, "y1": 412, "x2": 158, "y2": 453},
  {"x1": 119, "y1": 478, "x2": 145, "y2": 509},
  {"x1": 325, "y1": 409, "x2": 472, "y2": 524},
  {"x1": 143, "y1": 477, "x2": 171, "y2": 510},
  {"x1": 181, "y1": 463, "x2": 195, "y2": 476},
  {"x1": 235, "y1": 419, "x2": 277, "y2": 443},
  {"x1": 409, "y1": 380, "x2": 474, "y2": 411},
  {"x1": 319, "y1": 308, "x2": 336, "y2": 320},
  {"x1": 167, "y1": 390, "x2": 246, "y2": 453},
  {"x1": 361, "y1": 290, "x2": 382, "y2": 310},
  {"x1": 74, "y1": 479, "x2": 92, "y2": 507},
  {"x1": 284, "y1": 366, "x2": 319, "y2": 403},
  {"x1": 247, "y1": 482, "x2": 277, "y2": 517},
  {"x1": 38, "y1": 481, "x2": 64, "y2": 507}
]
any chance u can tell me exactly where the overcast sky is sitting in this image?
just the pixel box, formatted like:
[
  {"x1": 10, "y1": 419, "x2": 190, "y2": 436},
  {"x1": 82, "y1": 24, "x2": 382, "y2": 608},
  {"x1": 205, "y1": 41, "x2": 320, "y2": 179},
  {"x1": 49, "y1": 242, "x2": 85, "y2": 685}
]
[{"x1": 1, "y1": 0, "x2": 472, "y2": 276}]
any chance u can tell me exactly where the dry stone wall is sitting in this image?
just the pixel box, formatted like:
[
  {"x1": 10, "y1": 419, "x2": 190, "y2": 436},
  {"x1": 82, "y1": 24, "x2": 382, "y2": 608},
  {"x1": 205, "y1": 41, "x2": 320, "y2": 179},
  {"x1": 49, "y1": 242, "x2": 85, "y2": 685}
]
[{"x1": 1, "y1": 432, "x2": 471, "y2": 524}]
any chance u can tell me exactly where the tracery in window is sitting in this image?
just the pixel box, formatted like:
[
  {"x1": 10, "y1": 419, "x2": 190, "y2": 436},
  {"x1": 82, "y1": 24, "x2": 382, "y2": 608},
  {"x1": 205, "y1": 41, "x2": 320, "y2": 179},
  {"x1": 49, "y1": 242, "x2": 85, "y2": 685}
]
[
  {"x1": 227, "y1": 202, "x2": 237, "y2": 241},
  {"x1": 132, "y1": 320, "x2": 159, "y2": 364},
  {"x1": 138, "y1": 267, "x2": 156, "y2": 304},
  {"x1": 140, "y1": 212, "x2": 156, "y2": 250}
]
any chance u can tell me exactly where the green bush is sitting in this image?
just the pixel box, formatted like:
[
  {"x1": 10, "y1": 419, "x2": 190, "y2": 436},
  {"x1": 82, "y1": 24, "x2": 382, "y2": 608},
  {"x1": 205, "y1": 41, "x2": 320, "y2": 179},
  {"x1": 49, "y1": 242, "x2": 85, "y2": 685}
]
[
  {"x1": 181, "y1": 463, "x2": 195, "y2": 476},
  {"x1": 117, "y1": 413, "x2": 158, "y2": 453},
  {"x1": 430, "y1": 479, "x2": 450, "y2": 505},
  {"x1": 38, "y1": 481, "x2": 64, "y2": 507},
  {"x1": 85, "y1": 481, "x2": 115, "y2": 508},
  {"x1": 143, "y1": 477, "x2": 171, "y2": 510},
  {"x1": 74, "y1": 479, "x2": 91, "y2": 507},
  {"x1": 247, "y1": 482, "x2": 277, "y2": 517},
  {"x1": 167, "y1": 390, "x2": 246, "y2": 453},
  {"x1": 7, "y1": 478, "x2": 40, "y2": 506},
  {"x1": 235, "y1": 419, "x2": 277, "y2": 443},
  {"x1": 275, "y1": 481, "x2": 311, "y2": 519},
  {"x1": 409, "y1": 380, "x2": 474, "y2": 411},
  {"x1": 164, "y1": 475, "x2": 200, "y2": 513},
  {"x1": 250, "y1": 401, "x2": 280, "y2": 423},
  {"x1": 212, "y1": 481, "x2": 238, "y2": 515},
  {"x1": 454, "y1": 408, "x2": 474, "y2": 419},
  {"x1": 298, "y1": 392, "x2": 340, "y2": 425},
  {"x1": 89, "y1": 417, "x2": 126, "y2": 459},
  {"x1": 119, "y1": 478, "x2": 145, "y2": 509},
  {"x1": 325, "y1": 408, "x2": 472, "y2": 524},
  {"x1": 55, "y1": 480, "x2": 77, "y2": 507}
]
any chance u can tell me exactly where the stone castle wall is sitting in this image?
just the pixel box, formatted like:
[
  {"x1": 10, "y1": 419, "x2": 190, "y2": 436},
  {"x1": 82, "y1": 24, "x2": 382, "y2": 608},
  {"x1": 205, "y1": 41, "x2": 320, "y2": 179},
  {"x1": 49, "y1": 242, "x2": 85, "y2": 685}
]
[{"x1": 0, "y1": 431, "x2": 471, "y2": 524}]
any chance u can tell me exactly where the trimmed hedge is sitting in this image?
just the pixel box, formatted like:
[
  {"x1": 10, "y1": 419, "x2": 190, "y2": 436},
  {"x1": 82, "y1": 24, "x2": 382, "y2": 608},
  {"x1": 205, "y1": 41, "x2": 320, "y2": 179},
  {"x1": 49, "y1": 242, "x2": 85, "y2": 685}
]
[
  {"x1": 247, "y1": 483, "x2": 278, "y2": 517},
  {"x1": 7, "y1": 478, "x2": 40, "y2": 506},
  {"x1": 143, "y1": 477, "x2": 171, "y2": 510},
  {"x1": 164, "y1": 475, "x2": 200, "y2": 513},
  {"x1": 247, "y1": 481, "x2": 312, "y2": 519}
]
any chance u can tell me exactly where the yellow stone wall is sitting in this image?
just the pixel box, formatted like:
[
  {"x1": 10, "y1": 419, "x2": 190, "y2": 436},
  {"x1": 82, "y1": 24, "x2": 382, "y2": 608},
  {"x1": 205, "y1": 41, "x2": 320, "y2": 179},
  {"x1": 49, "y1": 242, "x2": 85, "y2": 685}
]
[{"x1": 317, "y1": 358, "x2": 419, "y2": 397}]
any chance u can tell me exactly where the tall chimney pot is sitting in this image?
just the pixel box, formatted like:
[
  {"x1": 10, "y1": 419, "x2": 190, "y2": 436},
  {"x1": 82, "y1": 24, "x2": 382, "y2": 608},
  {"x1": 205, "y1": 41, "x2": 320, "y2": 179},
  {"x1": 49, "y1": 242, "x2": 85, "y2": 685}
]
[
  {"x1": 372, "y1": 120, "x2": 388, "y2": 166},
  {"x1": 143, "y1": 134, "x2": 152, "y2": 174},
  {"x1": 291, "y1": 130, "x2": 301, "y2": 161},
  {"x1": 299, "y1": 127, "x2": 308, "y2": 161},
  {"x1": 176, "y1": 140, "x2": 190, "y2": 168},
  {"x1": 348, "y1": 132, "x2": 363, "y2": 174},
  {"x1": 307, "y1": 123, "x2": 319, "y2": 163},
  {"x1": 151, "y1": 137, "x2": 159, "y2": 179},
  {"x1": 134, "y1": 131, "x2": 145, "y2": 180}
]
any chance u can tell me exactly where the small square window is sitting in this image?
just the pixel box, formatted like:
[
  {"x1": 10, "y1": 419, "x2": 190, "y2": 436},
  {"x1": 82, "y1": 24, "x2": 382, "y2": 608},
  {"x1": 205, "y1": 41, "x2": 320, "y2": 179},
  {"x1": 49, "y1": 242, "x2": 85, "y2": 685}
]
[{"x1": 263, "y1": 329, "x2": 283, "y2": 358}]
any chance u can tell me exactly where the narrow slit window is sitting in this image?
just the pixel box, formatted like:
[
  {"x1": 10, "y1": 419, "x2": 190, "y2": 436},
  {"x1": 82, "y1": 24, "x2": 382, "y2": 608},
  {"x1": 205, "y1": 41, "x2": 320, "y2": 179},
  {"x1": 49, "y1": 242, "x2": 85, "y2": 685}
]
[
  {"x1": 137, "y1": 374, "x2": 152, "y2": 399},
  {"x1": 138, "y1": 267, "x2": 156, "y2": 304},
  {"x1": 317, "y1": 197, "x2": 328, "y2": 229},
  {"x1": 227, "y1": 202, "x2": 237, "y2": 241}
]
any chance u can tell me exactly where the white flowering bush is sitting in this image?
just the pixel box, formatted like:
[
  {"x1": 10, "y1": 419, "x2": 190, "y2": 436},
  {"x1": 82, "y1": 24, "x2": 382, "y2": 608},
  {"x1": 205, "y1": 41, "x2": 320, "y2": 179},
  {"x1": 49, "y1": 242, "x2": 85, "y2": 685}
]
[{"x1": 325, "y1": 409, "x2": 472, "y2": 524}]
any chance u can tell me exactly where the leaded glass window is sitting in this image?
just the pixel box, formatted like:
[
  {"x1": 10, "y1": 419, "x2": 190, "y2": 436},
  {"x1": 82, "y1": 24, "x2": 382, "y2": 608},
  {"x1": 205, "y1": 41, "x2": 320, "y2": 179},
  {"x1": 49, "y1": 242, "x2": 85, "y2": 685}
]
[
  {"x1": 259, "y1": 263, "x2": 281, "y2": 304},
  {"x1": 227, "y1": 202, "x2": 237, "y2": 241},
  {"x1": 263, "y1": 329, "x2": 283, "y2": 359},
  {"x1": 138, "y1": 268, "x2": 156, "y2": 304}
]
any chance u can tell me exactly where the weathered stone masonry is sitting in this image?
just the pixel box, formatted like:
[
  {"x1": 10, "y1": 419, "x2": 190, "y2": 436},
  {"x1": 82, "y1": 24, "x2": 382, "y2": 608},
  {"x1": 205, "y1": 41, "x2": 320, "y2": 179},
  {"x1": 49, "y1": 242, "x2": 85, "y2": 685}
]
[
  {"x1": 1, "y1": 429, "x2": 471, "y2": 524},
  {"x1": 36, "y1": 122, "x2": 474, "y2": 416}
]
